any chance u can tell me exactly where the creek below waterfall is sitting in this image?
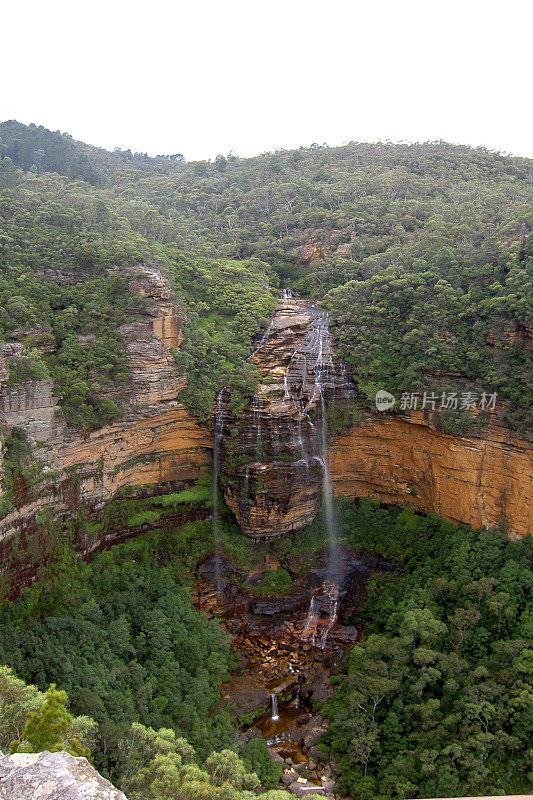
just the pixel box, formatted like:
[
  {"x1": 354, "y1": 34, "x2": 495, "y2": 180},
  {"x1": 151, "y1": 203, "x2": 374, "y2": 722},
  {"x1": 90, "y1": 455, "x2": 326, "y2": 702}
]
[{"x1": 195, "y1": 546, "x2": 393, "y2": 794}]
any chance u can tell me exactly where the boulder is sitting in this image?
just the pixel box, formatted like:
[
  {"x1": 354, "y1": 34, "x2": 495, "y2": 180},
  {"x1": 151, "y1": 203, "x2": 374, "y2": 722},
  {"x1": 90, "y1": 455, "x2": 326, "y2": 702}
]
[
  {"x1": 288, "y1": 781, "x2": 325, "y2": 797},
  {"x1": 281, "y1": 770, "x2": 298, "y2": 785},
  {"x1": 0, "y1": 750, "x2": 127, "y2": 799}
]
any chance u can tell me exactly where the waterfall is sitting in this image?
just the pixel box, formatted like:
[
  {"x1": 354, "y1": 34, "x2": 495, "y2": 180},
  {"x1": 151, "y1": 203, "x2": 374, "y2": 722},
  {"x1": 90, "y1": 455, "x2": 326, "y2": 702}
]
[
  {"x1": 318, "y1": 588, "x2": 339, "y2": 649},
  {"x1": 252, "y1": 396, "x2": 262, "y2": 450},
  {"x1": 270, "y1": 693, "x2": 279, "y2": 721},
  {"x1": 250, "y1": 322, "x2": 272, "y2": 359},
  {"x1": 296, "y1": 413, "x2": 309, "y2": 475},
  {"x1": 212, "y1": 390, "x2": 224, "y2": 593},
  {"x1": 283, "y1": 369, "x2": 290, "y2": 400},
  {"x1": 319, "y1": 390, "x2": 342, "y2": 586},
  {"x1": 302, "y1": 595, "x2": 319, "y2": 645},
  {"x1": 299, "y1": 311, "x2": 342, "y2": 647}
]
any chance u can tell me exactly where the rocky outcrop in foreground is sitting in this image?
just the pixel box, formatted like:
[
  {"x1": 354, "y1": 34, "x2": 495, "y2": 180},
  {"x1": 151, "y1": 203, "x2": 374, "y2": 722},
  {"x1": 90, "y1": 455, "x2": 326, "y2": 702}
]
[{"x1": 0, "y1": 750, "x2": 127, "y2": 800}]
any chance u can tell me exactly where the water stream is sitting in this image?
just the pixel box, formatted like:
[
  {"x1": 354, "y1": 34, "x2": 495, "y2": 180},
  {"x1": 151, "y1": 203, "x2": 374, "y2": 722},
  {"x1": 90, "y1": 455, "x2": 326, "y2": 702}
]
[
  {"x1": 301, "y1": 310, "x2": 342, "y2": 645},
  {"x1": 270, "y1": 693, "x2": 279, "y2": 721},
  {"x1": 319, "y1": 392, "x2": 342, "y2": 587}
]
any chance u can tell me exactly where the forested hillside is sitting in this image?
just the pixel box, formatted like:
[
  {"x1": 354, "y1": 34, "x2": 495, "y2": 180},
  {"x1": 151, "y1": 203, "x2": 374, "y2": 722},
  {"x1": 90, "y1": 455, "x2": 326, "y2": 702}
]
[{"x1": 1, "y1": 121, "x2": 532, "y2": 429}]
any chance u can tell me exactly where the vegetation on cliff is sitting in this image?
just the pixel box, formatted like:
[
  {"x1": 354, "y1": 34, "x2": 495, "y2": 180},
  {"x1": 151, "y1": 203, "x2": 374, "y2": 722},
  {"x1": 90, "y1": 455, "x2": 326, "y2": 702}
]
[{"x1": 0, "y1": 121, "x2": 532, "y2": 799}]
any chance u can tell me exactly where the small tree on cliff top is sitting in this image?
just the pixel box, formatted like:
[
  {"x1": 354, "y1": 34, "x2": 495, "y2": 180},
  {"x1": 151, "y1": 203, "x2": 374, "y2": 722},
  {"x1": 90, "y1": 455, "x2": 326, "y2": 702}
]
[{"x1": 10, "y1": 683, "x2": 73, "y2": 754}]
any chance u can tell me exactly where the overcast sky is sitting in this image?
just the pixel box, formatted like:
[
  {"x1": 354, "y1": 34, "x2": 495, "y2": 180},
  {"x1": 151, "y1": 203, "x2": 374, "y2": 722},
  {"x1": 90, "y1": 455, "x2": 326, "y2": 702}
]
[{"x1": 2, "y1": 0, "x2": 531, "y2": 161}]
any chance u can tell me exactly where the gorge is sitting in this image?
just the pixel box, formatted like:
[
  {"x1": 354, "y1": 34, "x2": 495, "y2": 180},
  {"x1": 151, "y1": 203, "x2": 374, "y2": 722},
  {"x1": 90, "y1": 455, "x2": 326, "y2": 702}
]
[
  {"x1": 0, "y1": 127, "x2": 531, "y2": 800},
  {"x1": 0, "y1": 267, "x2": 531, "y2": 589}
]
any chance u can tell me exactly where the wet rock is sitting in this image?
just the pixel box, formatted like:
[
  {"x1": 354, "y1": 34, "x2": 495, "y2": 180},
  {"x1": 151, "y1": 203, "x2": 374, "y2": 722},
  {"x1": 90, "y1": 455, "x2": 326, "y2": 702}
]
[
  {"x1": 327, "y1": 625, "x2": 358, "y2": 645},
  {"x1": 298, "y1": 714, "x2": 310, "y2": 725},
  {"x1": 320, "y1": 777, "x2": 336, "y2": 793},
  {"x1": 308, "y1": 761, "x2": 317, "y2": 771},
  {"x1": 282, "y1": 770, "x2": 298, "y2": 785},
  {"x1": 249, "y1": 595, "x2": 307, "y2": 616},
  {"x1": 306, "y1": 672, "x2": 333, "y2": 704},
  {"x1": 303, "y1": 724, "x2": 327, "y2": 749},
  {"x1": 219, "y1": 675, "x2": 269, "y2": 717}
]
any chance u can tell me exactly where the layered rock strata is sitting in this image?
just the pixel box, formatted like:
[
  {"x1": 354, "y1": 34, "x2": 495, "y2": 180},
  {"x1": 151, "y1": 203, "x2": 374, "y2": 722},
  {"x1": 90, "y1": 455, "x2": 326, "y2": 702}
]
[
  {"x1": 221, "y1": 293, "x2": 354, "y2": 540},
  {"x1": 0, "y1": 266, "x2": 211, "y2": 544},
  {"x1": 330, "y1": 411, "x2": 532, "y2": 539},
  {"x1": 220, "y1": 292, "x2": 531, "y2": 540}
]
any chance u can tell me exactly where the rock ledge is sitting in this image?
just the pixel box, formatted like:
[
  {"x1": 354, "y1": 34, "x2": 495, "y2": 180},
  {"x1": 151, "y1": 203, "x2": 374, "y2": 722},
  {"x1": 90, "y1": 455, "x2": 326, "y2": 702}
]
[{"x1": 0, "y1": 750, "x2": 128, "y2": 800}]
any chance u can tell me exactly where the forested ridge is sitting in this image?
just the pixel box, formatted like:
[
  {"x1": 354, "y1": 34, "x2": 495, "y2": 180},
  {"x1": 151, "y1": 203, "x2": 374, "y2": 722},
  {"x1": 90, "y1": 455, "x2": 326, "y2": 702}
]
[
  {"x1": 324, "y1": 501, "x2": 533, "y2": 798},
  {"x1": 1, "y1": 120, "x2": 532, "y2": 429}
]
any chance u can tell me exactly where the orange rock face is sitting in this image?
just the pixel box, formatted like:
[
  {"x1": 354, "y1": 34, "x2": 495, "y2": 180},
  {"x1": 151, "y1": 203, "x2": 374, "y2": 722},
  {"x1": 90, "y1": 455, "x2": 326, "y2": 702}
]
[
  {"x1": 0, "y1": 267, "x2": 211, "y2": 542},
  {"x1": 221, "y1": 293, "x2": 355, "y2": 540},
  {"x1": 330, "y1": 413, "x2": 532, "y2": 539}
]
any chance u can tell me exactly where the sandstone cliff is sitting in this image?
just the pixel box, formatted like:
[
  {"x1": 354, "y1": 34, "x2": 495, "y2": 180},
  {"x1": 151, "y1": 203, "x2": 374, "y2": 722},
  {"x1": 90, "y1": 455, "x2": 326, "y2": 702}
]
[
  {"x1": 221, "y1": 294, "x2": 353, "y2": 540},
  {"x1": 1, "y1": 276, "x2": 530, "y2": 553},
  {"x1": 330, "y1": 411, "x2": 532, "y2": 539},
  {"x1": 220, "y1": 293, "x2": 531, "y2": 541},
  {"x1": 0, "y1": 266, "x2": 211, "y2": 545}
]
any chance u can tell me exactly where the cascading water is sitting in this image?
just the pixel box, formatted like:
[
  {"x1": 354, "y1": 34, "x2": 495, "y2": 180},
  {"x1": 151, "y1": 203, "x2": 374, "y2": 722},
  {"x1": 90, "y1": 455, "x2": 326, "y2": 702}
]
[
  {"x1": 252, "y1": 396, "x2": 262, "y2": 450},
  {"x1": 230, "y1": 292, "x2": 353, "y2": 557},
  {"x1": 270, "y1": 693, "x2": 279, "y2": 721},
  {"x1": 299, "y1": 311, "x2": 343, "y2": 645},
  {"x1": 302, "y1": 595, "x2": 319, "y2": 645},
  {"x1": 283, "y1": 370, "x2": 290, "y2": 400},
  {"x1": 318, "y1": 391, "x2": 342, "y2": 587},
  {"x1": 317, "y1": 588, "x2": 339, "y2": 649},
  {"x1": 212, "y1": 390, "x2": 225, "y2": 593}
]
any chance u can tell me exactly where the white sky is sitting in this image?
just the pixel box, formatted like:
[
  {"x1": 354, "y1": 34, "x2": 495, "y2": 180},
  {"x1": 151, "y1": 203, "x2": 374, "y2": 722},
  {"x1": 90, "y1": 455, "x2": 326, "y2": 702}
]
[{"x1": 2, "y1": 0, "x2": 532, "y2": 161}]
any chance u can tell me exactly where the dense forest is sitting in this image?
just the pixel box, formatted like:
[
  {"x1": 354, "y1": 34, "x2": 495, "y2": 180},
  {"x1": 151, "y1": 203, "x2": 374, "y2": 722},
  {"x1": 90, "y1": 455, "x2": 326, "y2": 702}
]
[
  {"x1": 1, "y1": 120, "x2": 532, "y2": 429},
  {"x1": 0, "y1": 509, "x2": 301, "y2": 798},
  {"x1": 324, "y1": 501, "x2": 533, "y2": 798},
  {"x1": 0, "y1": 499, "x2": 530, "y2": 798}
]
